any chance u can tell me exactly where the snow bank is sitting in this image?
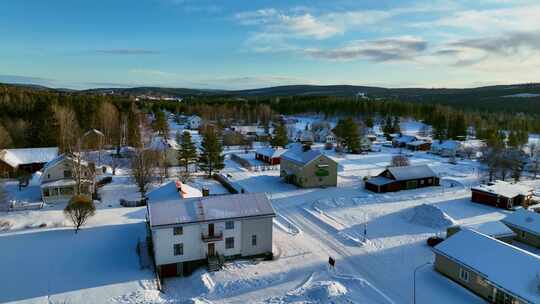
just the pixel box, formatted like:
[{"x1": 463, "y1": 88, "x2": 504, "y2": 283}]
[{"x1": 406, "y1": 204, "x2": 455, "y2": 229}]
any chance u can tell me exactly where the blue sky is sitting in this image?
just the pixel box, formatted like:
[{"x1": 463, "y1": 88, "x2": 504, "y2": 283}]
[{"x1": 1, "y1": 0, "x2": 539, "y2": 89}]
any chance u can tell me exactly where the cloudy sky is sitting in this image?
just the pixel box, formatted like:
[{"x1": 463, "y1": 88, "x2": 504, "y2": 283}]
[{"x1": 1, "y1": 0, "x2": 539, "y2": 89}]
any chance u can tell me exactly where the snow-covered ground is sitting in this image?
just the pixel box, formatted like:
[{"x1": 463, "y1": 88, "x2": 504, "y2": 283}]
[{"x1": 1, "y1": 115, "x2": 537, "y2": 303}]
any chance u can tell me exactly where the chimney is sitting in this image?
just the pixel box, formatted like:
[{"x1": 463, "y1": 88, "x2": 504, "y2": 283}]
[
  {"x1": 202, "y1": 187, "x2": 210, "y2": 197},
  {"x1": 302, "y1": 144, "x2": 311, "y2": 152}
]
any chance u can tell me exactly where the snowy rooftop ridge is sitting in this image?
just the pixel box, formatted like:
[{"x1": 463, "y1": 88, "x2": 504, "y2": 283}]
[
  {"x1": 148, "y1": 190, "x2": 275, "y2": 227},
  {"x1": 281, "y1": 144, "x2": 324, "y2": 165},
  {"x1": 433, "y1": 229, "x2": 540, "y2": 304},
  {"x1": 0, "y1": 147, "x2": 59, "y2": 168},
  {"x1": 387, "y1": 165, "x2": 437, "y2": 181},
  {"x1": 502, "y1": 209, "x2": 540, "y2": 236},
  {"x1": 472, "y1": 180, "x2": 532, "y2": 198}
]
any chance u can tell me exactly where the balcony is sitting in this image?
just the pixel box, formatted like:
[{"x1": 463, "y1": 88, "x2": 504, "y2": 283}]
[{"x1": 201, "y1": 232, "x2": 223, "y2": 242}]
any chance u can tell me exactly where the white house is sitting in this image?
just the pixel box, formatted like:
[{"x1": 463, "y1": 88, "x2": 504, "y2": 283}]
[
  {"x1": 186, "y1": 115, "x2": 201, "y2": 130},
  {"x1": 147, "y1": 182, "x2": 276, "y2": 277},
  {"x1": 314, "y1": 129, "x2": 336, "y2": 144},
  {"x1": 431, "y1": 140, "x2": 461, "y2": 157},
  {"x1": 40, "y1": 154, "x2": 96, "y2": 204}
]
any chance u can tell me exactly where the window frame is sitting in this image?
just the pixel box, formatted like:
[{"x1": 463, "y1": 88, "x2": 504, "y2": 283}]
[
  {"x1": 459, "y1": 268, "x2": 470, "y2": 282},
  {"x1": 251, "y1": 234, "x2": 257, "y2": 246},
  {"x1": 173, "y1": 226, "x2": 183, "y2": 235},
  {"x1": 225, "y1": 237, "x2": 234, "y2": 249},
  {"x1": 174, "y1": 243, "x2": 183, "y2": 256},
  {"x1": 225, "y1": 221, "x2": 235, "y2": 230}
]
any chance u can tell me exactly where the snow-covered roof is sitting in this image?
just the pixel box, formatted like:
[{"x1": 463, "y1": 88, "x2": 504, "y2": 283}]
[
  {"x1": 502, "y1": 209, "x2": 540, "y2": 236},
  {"x1": 42, "y1": 154, "x2": 89, "y2": 171},
  {"x1": 366, "y1": 176, "x2": 393, "y2": 186},
  {"x1": 434, "y1": 229, "x2": 540, "y2": 304},
  {"x1": 148, "y1": 191, "x2": 275, "y2": 226},
  {"x1": 432, "y1": 140, "x2": 461, "y2": 150},
  {"x1": 460, "y1": 221, "x2": 516, "y2": 238},
  {"x1": 40, "y1": 179, "x2": 76, "y2": 188},
  {"x1": 407, "y1": 140, "x2": 429, "y2": 146},
  {"x1": 472, "y1": 180, "x2": 532, "y2": 198},
  {"x1": 281, "y1": 144, "x2": 325, "y2": 166},
  {"x1": 255, "y1": 147, "x2": 287, "y2": 158},
  {"x1": 387, "y1": 165, "x2": 437, "y2": 181},
  {"x1": 393, "y1": 135, "x2": 416, "y2": 143},
  {"x1": 0, "y1": 147, "x2": 59, "y2": 168}
]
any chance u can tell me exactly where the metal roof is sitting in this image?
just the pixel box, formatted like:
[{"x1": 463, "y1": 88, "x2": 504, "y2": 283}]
[{"x1": 387, "y1": 165, "x2": 437, "y2": 181}]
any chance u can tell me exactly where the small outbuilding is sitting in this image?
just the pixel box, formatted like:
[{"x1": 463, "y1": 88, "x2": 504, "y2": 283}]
[
  {"x1": 406, "y1": 140, "x2": 431, "y2": 151},
  {"x1": 365, "y1": 165, "x2": 439, "y2": 193},
  {"x1": 255, "y1": 147, "x2": 287, "y2": 165},
  {"x1": 392, "y1": 135, "x2": 416, "y2": 148},
  {"x1": 471, "y1": 181, "x2": 533, "y2": 210},
  {"x1": 0, "y1": 147, "x2": 59, "y2": 177},
  {"x1": 502, "y1": 209, "x2": 540, "y2": 248}
]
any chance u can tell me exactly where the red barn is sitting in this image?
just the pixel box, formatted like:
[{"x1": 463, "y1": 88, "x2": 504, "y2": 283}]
[
  {"x1": 255, "y1": 148, "x2": 287, "y2": 165},
  {"x1": 365, "y1": 165, "x2": 439, "y2": 193},
  {"x1": 471, "y1": 181, "x2": 532, "y2": 210}
]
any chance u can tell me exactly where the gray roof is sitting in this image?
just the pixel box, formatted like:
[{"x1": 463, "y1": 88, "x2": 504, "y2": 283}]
[
  {"x1": 434, "y1": 229, "x2": 540, "y2": 304},
  {"x1": 255, "y1": 147, "x2": 287, "y2": 158},
  {"x1": 281, "y1": 144, "x2": 325, "y2": 166},
  {"x1": 502, "y1": 209, "x2": 540, "y2": 236},
  {"x1": 148, "y1": 189, "x2": 275, "y2": 227},
  {"x1": 472, "y1": 180, "x2": 532, "y2": 198},
  {"x1": 0, "y1": 147, "x2": 59, "y2": 167},
  {"x1": 387, "y1": 165, "x2": 437, "y2": 181}
]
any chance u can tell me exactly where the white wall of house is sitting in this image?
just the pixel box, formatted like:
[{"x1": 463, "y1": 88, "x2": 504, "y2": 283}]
[{"x1": 153, "y1": 223, "x2": 203, "y2": 266}]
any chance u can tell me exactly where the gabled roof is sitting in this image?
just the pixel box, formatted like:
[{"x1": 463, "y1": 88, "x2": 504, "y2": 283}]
[
  {"x1": 255, "y1": 147, "x2": 287, "y2": 158},
  {"x1": 386, "y1": 165, "x2": 437, "y2": 181},
  {"x1": 502, "y1": 209, "x2": 540, "y2": 236},
  {"x1": 42, "y1": 154, "x2": 90, "y2": 172},
  {"x1": 460, "y1": 221, "x2": 516, "y2": 238},
  {"x1": 148, "y1": 191, "x2": 275, "y2": 227},
  {"x1": 434, "y1": 229, "x2": 540, "y2": 304},
  {"x1": 281, "y1": 144, "x2": 327, "y2": 166},
  {"x1": 393, "y1": 135, "x2": 416, "y2": 143},
  {"x1": 0, "y1": 147, "x2": 59, "y2": 168},
  {"x1": 432, "y1": 140, "x2": 461, "y2": 150},
  {"x1": 407, "y1": 140, "x2": 430, "y2": 146},
  {"x1": 472, "y1": 180, "x2": 532, "y2": 198}
]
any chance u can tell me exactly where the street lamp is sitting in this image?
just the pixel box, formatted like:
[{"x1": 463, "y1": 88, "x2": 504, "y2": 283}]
[{"x1": 413, "y1": 261, "x2": 432, "y2": 304}]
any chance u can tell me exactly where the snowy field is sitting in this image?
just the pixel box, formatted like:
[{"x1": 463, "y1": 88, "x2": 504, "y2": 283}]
[{"x1": 1, "y1": 116, "x2": 538, "y2": 303}]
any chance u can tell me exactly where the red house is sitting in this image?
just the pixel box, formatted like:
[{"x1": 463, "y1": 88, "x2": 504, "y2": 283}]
[
  {"x1": 0, "y1": 147, "x2": 59, "y2": 177},
  {"x1": 365, "y1": 165, "x2": 439, "y2": 193},
  {"x1": 471, "y1": 181, "x2": 533, "y2": 210},
  {"x1": 255, "y1": 148, "x2": 287, "y2": 165}
]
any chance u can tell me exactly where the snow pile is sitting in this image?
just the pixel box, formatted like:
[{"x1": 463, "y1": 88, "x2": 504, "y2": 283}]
[
  {"x1": 406, "y1": 204, "x2": 455, "y2": 228},
  {"x1": 268, "y1": 275, "x2": 350, "y2": 304}
]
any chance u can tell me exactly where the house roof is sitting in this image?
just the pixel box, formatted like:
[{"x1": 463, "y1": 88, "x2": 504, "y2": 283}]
[
  {"x1": 407, "y1": 140, "x2": 430, "y2": 146},
  {"x1": 366, "y1": 176, "x2": 394, "y2": 186},
  {"x1": 502, "y1": 209, "x2": 540, "y2": 236},
  {"x1": 471, "y1": 181, "x2": 532, "y2": 198},
  {"x1": 147, "y1": 189, "x2": 275, "y2": 227},
  {"x1": 460, "y1": 221, "x2": 516, "y2": 238},
  {"x1": 393, "y1": 135, "x2": 416, "y2": 143},
  {"x1": 0, "y1": 147, "x2": 59, "y2": 168},
  {"x1": 255, "y1": 147, "x2": 287, "y2": 158},
  {"x1": 42, "y1": 154, "x2": 89, "y2": 171},
  {"x1": 432, "y1": 140, "x2": 461, "y2": 150},
  {"x1": 386, "y1": 165, "x2": 437, "y2": 181},
  {"x1": 433, "y1": 229, "x2": 540, "y2": 304},
  {"x1": 281, "y1": 144, "x2": 325, "y2": 166}
]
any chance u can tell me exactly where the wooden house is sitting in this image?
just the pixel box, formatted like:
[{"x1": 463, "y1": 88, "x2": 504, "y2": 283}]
[
  {"x1": 392, "y1": 135, "x2": 416, "y2": 148},
  {"x1": 255, "y1": 148, "x2": 287, "y2": 165},
  {"x1": 0, "y1": 147, "x2": 59, "y2": 177},
  {"x1": 280, "y1": 144, "x2": 337, "y2": 188},
  {"x1": 365, "y1": 165, "x2": 439, "y2": 193},
  {"x1": 471, "y1": 181, "x2": 533, "y2": 210},
  {"x1": 406, "y1": 140, "x2": 431, "y2": 151},
  {"x1": 433, "y1": 229, "x2": 540, "y2": 304},
  {"x1": 502, "y1": 209, "x2": 540, "y2": 248}
]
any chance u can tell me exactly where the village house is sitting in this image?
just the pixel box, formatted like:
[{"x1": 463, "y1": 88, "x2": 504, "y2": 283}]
[
  {"x1": 360, "y1": 136, "x2": 372, "y2": 152},
  {"x1": 364, "y1": 165, "x2": 439, "y2": 193},
  {"x1": 292, "y1": 130, "x2": 314, "y2": 145},
  {"x1": 146, "y1": 182, "x2": 275, "y2": 277},
  {"x1": 186, "y1": 115, "x2": 201, "y2": 130},
  {"x1": 433, "y1": 229, "x2": 540, "y2": 304},
  {"x1": 406, "y1": 140, "x2": 431, "y2": 151},
  {"x1": 502, "y1": 209, "x2": 540, "y2": 248},
  {"x1": 471, "y1": 181, "x2": 533, "y2": 210},
  {"x1": 392, "y1": 134, "x2": 416, "y2": 148},
  {"x1": 255, "y1": 147, "x2": 287, "y2": 165},
  {"x1": 150, "y1": 136, "x2": 181, "y2": 166},
  {"x1": 40, "y1": 154, "x2": 96, "y2": 204},
  {"x1": 280, "y1": 144, "x2": 338, "y2": 188},
  {"x1": 0, "y1": 147, "x2": 59, "y2": 178},
  {"x1": 431, "y1": 140, "x2": 461, "y2": 157},
  {"x1": 314, "y1": 129, "x2": 336, "y2": 144},
  {"x1": 447, "y1": 221, "x2": 516, "y2": 244}
]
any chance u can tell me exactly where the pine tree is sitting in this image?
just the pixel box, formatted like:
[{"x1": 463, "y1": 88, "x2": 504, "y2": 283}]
[
  {"x1": 364, "y1": 115, "x2": 374, "y2": 129},
  {"x1": 271, "y1": 123, "x2": 289, "y2": 148},
  {"x1": 392, "y1": 116, "x2": 401, "y2": 134},
  {"x1": 199, "y1": 129, "x2": 224, "y2": 178},
  {"x1": 177, "y1": 131, "x2": 198, "y2": 176},
  {"x1": 153, "y1": 110, "x2": 170, "y2": 139}
]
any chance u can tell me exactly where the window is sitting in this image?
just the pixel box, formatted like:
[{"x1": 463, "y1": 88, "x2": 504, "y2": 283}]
[
  {"x1": 251, "y1": 235, "x2": 257, "y2": 246},
  {"x1": 43, "y1": 188, "x2": 50, "y2": 197},
  {"x1": 225, "y1": 221, "x2": 234, "y2": 230},
  {"x1": 60, "y1": 187, "x2": 74, "y2": 195},
  {"x1": 459, "y1": 268, "x2": 470, "y2": 282},
  {"x1": 521, "y1": 231, "x2": 526, "y2": 238},
  {"x1": 420, "y1": 180, "x2": 424, "y2": 185},
  {"x1": 226, "y1": 237, "x2": 234, "y2": 249},
  {"x1": 174, "y1": 243, "x2": 183, "y2": 256},
  {"x1": 428, "y1": 178, "x2": 432, "y2": 183},
  {"x1": 173, "y1": 226, "x2": 183, "y2": 235},
  {"x1": 64, "y1": 170, "x2": 72, "y2": 178}
]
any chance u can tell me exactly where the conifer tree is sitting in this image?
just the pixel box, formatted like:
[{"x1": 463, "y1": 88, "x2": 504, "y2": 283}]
[
  {"x1": 199, "y1": 128, "x2": 224, "y2": 178},
  {"x1": 271, "y1": 123, "x2": 288, "y2": 148},
  {"x1": 177, "y1": 131, "x2": 198, "y2": 176}
]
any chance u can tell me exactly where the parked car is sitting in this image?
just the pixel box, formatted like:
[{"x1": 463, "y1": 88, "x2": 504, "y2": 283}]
[{"x1": 427, "y1": 236, "x2": 444, "y2": 247}]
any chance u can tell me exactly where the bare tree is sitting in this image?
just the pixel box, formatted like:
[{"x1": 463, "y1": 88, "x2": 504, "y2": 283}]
[
  {"x1": 391, "y1": 155, "x2": 410, "y2": 167},
  {"x1": 0, "y1": 123, "x2": 13, "y2": 149},
  {"x1": 64, "y1": 195, "x2": 96, "y2": 233},
  {"x1": 130, "y1": 149, "x2": 156, "y2": 199},
  {"x1": 98, "y1": 101, "x2": 120, "y2": 147},
  {"x1": 53, "y1": 105, "x2": 80, "y2": 153}
]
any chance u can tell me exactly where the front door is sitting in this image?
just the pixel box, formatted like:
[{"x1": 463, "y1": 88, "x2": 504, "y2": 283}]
[
  {"x1": 208, "y1": 223, "x2": 214, "y2": 236},
  {"x1": 208, "y1": 243, "x2": 215, "y2": 256}
]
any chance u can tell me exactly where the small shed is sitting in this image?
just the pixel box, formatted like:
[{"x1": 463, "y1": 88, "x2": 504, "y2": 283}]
[
  {"x1": 255, "y1": 148, "x2": 287, "y2": 165},
  {"x1": 471, "y1": 181, "x2": 533, "y2": 210},
  {"x1": 392, "y1": 135, "x2": 416, "y2": 148},
  {"x1": 406, "y1": 140, "x2": 431, "y2": 151}
]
